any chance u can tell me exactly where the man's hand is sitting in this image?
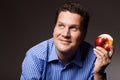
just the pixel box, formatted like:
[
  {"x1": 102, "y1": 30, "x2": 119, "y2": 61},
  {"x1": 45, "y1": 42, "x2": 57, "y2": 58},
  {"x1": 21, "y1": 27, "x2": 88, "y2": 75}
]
[{"x1": 93, "y1": 46, "x2": 114, "y2": 80}]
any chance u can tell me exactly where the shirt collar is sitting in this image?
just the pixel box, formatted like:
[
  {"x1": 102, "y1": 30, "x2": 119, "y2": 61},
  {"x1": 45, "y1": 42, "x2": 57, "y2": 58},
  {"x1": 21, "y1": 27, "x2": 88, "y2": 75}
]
[
  {"x1": 70, "y1": 49, "x2": 83, "y2": 67},
  {"x1": 48, "y1": 45, "x2": 59, "y2": 62},
  {"x1": 48, "y1": 45, "x2": 83, "y2": 67}
]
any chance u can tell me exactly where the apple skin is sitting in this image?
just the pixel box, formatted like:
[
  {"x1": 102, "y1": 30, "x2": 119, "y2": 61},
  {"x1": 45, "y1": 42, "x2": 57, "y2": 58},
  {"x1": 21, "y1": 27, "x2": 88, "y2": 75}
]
[{"x1": 95, "y1": 34, "x2": 113, "y2": 51}]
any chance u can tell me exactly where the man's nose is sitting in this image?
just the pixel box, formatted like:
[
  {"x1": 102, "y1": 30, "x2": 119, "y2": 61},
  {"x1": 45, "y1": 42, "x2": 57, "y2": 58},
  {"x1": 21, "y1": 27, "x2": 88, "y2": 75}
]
[{"x1": 62, "y1": 28, "x2": 71, "y2": 37}]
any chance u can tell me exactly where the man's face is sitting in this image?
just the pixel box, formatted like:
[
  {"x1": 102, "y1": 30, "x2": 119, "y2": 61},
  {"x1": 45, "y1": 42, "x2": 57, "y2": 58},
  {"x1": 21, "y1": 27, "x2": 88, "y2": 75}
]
[{"x1": 53, "y1": 11, "x2": 84, "y2": 53}]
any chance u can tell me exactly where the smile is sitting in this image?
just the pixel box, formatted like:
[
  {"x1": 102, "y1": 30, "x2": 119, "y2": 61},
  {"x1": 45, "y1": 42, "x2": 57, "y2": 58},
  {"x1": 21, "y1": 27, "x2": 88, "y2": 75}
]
[{"x1": 59, "y1": 39, "x2": 71, "y2": 45}]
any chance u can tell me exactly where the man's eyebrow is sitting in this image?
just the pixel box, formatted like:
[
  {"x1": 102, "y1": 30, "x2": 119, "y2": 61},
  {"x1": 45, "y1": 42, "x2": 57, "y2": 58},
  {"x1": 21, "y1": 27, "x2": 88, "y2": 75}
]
[
  {"x1": 57, "y1": 21, "x2": 80, "y2": 27},
  {"x1": 57, "y1": 21, "x2": 64, "y2": 24},
  {"x1": 70, "y1": 24, "x2": 80, "y2": 27}
]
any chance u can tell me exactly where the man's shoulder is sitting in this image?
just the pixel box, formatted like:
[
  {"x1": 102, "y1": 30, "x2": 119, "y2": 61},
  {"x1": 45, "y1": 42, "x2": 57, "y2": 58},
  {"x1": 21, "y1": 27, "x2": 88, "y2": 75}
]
[
  {"x1": 26, "y1": 38, "x2": 54, "y2": 60},
  {"x1": 80, "y1": 41, "x2": 95, "y2": 57},
  {"x1": 30, "y1": 38, "x2": 54, "y2": 51},
  {"x1": 80, "y1": 41, "x2": 93, "y2": 49}
]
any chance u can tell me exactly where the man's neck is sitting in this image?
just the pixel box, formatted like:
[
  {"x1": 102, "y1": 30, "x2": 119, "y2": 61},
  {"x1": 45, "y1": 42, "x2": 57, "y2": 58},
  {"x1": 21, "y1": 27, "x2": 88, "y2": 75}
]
[{"x1": 56, "y1": 49, "x2": 76, "y2": 65}]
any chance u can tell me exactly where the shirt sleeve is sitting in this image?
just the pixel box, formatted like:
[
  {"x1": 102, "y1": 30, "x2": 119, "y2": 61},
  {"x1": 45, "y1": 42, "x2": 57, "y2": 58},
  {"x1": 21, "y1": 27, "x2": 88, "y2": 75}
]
[{"x1": 20, "y1": 50, "x2": 44, "y2": 80}]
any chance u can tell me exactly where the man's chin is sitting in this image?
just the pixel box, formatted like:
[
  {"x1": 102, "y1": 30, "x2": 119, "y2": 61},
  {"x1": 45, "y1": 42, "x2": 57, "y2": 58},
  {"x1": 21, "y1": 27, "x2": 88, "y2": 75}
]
[{"x1": 56, "y1": 46, "x2": 73, "y2": 53}]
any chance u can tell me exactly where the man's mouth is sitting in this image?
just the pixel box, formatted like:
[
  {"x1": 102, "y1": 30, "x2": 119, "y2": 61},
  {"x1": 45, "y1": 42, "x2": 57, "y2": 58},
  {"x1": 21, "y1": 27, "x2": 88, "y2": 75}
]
[{"x1": 59, "y1": 39, "x2": 71, "y2": 45}]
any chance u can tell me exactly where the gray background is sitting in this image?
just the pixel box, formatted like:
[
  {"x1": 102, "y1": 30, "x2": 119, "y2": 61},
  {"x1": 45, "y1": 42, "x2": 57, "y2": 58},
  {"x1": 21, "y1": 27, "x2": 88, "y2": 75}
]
[{"x1": 1, "y1": 0, "x2": 120, "y2": 80}]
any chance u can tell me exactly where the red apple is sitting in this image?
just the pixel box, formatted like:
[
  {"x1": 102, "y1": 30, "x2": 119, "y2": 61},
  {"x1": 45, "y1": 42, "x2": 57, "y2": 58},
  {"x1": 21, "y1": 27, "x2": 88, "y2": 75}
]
[{"x1": 95, "y1": 34, "x2": 113, "y2": 51}]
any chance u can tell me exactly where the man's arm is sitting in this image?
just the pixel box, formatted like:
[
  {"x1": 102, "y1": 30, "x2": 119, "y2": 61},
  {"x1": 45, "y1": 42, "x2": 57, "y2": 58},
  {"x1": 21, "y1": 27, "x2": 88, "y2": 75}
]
[
  {"x1": 20, "y1": 50, "x2": 43, "y2": 80},
  {"x1": 94, "y1": 72, "x2": 107, "y2": 80},
  {"x1": 93, "y1": 46, "x2": 114, "y2": 80}
]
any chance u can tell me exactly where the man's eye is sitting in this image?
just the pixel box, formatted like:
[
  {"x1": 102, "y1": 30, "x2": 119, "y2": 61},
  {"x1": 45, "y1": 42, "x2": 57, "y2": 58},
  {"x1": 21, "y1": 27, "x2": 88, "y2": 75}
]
[
  {"x1": 58, "y1": 25, "x2": 64, "y2": 29},
  {"x1": 70, "y1": 27, "x2": 78, "y2": 31}
]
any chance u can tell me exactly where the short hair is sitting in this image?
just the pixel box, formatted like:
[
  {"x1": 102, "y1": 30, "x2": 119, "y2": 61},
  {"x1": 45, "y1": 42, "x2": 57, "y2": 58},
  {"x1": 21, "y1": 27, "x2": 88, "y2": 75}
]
[{"x1": 55, "y1": 1, "x2": 89, "y2": 32}]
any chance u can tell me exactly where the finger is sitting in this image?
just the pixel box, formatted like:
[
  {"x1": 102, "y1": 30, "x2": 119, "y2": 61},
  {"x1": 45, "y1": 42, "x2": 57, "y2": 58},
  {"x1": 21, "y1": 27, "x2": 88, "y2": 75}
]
[
  {"x1": 94, "y1": 47, "x2": 110, "y2": 59},
  {"x1": 94, "y1": 48, "x2": 111, "y2": 65},
  {"x1": 109, "y1": 46, "x2": 114, "y2": 58},
  {"x1": 96, "y1": 46, "x2": 108, "y2": 55},
  {"x1": 94, "y1": 48, "x2": 105, "y2": 58}
]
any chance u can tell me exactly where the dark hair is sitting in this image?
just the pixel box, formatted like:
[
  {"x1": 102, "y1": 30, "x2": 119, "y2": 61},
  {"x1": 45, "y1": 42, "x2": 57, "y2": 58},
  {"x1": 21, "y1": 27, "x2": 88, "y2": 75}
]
[{"x1": 55, "y1": 1, "x2": 89, "y2": 32}]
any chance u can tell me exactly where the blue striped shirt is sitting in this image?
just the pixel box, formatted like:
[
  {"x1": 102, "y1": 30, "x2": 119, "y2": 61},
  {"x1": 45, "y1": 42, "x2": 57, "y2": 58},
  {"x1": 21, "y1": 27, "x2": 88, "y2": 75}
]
[{"x1": 21, "y1": 38, "x2": 105, "y2": 80}]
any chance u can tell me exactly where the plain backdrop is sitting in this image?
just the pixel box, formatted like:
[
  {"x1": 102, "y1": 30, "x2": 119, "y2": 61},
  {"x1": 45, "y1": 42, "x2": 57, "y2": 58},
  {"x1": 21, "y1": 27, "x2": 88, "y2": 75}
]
[{"x1": 1, "y1": 0, "x2": 120, "y2": 80}]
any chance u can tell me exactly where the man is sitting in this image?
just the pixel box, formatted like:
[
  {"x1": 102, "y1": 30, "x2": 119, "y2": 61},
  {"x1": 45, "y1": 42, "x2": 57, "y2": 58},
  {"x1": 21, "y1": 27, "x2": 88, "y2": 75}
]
[{"x1": 21, "y1": 1, "x2": 114, "y2": 80}]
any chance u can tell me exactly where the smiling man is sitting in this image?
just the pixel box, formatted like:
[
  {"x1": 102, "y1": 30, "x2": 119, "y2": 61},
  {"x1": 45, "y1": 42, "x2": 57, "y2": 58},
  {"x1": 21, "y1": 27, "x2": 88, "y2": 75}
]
[
  {"x1": 21, "y1": 1, "x2": 114, "y2": 80},
  {"x1": 53, "y1": 11, "x2": 83, "y2": 65}
]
